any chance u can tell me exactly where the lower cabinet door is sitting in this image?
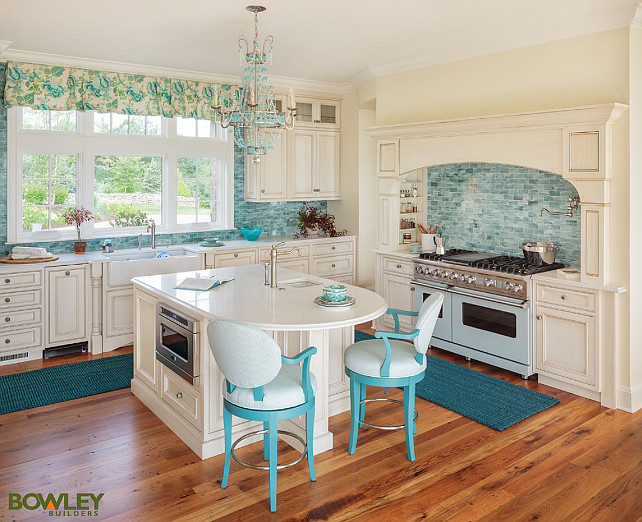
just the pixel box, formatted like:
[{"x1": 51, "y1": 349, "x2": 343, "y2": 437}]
[
  {"x1": 381, "y1": 272, "x2": 414, "y2": 330},
  {"x1": 134, "y1": 290, "x2": 160, "y2": 393},
  {"x1": 47, "y1": 267, "x2": 87, "y2": 346},
  {"x1": 535, "y1": 304, "x2": 598, "y2": 388}
]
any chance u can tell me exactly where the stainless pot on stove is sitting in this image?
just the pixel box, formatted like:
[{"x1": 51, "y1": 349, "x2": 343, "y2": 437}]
[{"x1": 522, "y1": 241, "x2": 560, "y2": 265}]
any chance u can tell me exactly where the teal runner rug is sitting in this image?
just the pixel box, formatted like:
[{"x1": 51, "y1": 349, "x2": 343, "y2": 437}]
[
  {"x1": 0, "y1": 354, "x2": 133, "y2": 415},
  {"x1": 354, "y1": 330, "x2": 559, "y2": 431}
]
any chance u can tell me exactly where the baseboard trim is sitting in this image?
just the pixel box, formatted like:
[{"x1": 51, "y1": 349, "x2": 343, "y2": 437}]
[{"x1": 617, "y1": 383, "x2": 642, "y2": 413}]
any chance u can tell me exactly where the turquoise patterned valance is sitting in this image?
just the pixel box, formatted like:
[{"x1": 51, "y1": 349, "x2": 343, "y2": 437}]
[{"x1": 3, "y1": 61, "x2": 234, "y2": 119}]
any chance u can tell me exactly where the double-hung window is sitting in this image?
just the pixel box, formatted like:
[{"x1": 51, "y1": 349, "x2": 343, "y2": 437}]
[{"x1": 7, "y1": 108, "x2": 234, "y2": 243}]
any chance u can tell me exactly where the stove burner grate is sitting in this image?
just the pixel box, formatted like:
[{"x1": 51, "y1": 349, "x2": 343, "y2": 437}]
[{"x1": 469, "y1": 256, "x2": 565, "y2": 275}]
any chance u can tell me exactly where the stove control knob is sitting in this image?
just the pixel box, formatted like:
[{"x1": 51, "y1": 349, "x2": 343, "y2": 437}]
[
  {"x1": 415, "y1": 266, "x2": 423, "y2": 274},
  {"x1": 505, "y1": 283, "x2": 514, "y2": 292},
  {"x1": 458, "y1": 274, "x2": 466, "y2": 282},
  {"x1": 450, "y1": 272, "x2": 459, "y2": 280},
  {"x1": 466, "y1": 275, "x2": 476, "y2": 284},
  {"x1": 443, "y1": 271, "x2": 452, "y2": 279},
  {"x1": 512, "y1": 284, "x2": 523, "y2": 293},
  {"x1": 484, "y1": 278, "x2": 494, "y2": 287}
]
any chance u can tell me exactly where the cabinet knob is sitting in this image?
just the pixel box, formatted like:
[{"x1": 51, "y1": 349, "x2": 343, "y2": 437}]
[
  {"x1": 313, "y1": 188, "x2": 320, "y2": 192},
  {"x1": 4, "y1": 298, "x2": 10, "y2": 303},
  {"x1": 314, "y1": 119, "x2": 321, "y2": 123},
  {"x1": 5, "y1": 317, "x2": 10, "y2": 322},
  {"x1": 537, "y1": 315, "x2": 542, "y2": 320},
  {"x1": 176, "y1": 392, "x2": 183, "y2": 399},
  {"x1": 4, "y1": 278, "x2": 10, "y2": 283},
  {"x1": 234, "y1": 253, "x2": 238, "y2": 258},
  {"x1": 397, "y1": 264, "x2": 402, "y2": 268},
  {"x1": 331, "y1": 246, "x2": 336, "y2": 250},
  {"x1": 4, "y1": 338, "x2": 10, "y2": 344},
  {"x1": 410, "y1": 287, "x2": 415, "y2": 292},
  {"x1": 261, "y1": 190, "x2": 265, "y2": 193},
  {"x1": 561, "y1": 295, "x2": 567, "y2": 300},
  {"x1": 331, "y1": 264, "x2": 336, "y2": 268},
  {"x1": 65, "y1": 271, "x2": 70, "y2": 276}
]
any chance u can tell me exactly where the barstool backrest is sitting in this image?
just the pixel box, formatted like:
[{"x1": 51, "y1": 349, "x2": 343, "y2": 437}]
[
  {"x1": 413, "y1": 292, "x2": 444, "y2": 355},
  {"x1": 207, "y1": 319, "x2": 282, "y2": 388}
]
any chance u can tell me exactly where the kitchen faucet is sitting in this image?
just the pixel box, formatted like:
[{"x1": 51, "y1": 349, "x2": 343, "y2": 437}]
[
  {"x1": 268, "y1": 242, "x2": 300, "y2": 288},
  {"x1": 147, "y1": 219, "x2": 156, "y2": 249},
  {"x1": 539, "y1": 195, "x2": 580, "y2": 218}
]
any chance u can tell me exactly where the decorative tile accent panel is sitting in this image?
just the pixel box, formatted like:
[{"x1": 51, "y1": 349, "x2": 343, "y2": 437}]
[
  {"x1": 426, "y1": 163, "x2": 581, "y2": 267},
  {"x1": 0, "y1": 61, "x2": 322, "y2": 255}
]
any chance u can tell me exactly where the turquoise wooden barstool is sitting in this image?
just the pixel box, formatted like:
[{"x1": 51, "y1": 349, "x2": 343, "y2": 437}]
[
  {"x1": 207, "y1": 319, "x2": 317, "y2": 512},
  {"x1": 343, "y1": 292, "x2": 443, "y2": 461}
]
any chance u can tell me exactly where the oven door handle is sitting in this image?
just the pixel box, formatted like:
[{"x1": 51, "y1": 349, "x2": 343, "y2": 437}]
[
  {"x1": 448, "y1": 287, "x2": 529, "y2": 309},
  {"x1": 410, "y1": 280, "x2": 452, "y2": 291}
]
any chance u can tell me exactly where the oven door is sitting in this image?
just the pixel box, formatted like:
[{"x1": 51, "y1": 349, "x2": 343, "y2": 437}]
[
  {"x1": 156, "y1": 316, "x2": 199, "y2": 382},
  {"x1": 450, "y1": 287, "x2": 530, "y2": 364},
  {"x1": 412, "y1": 280, "x2": 452, "y2": 342}
]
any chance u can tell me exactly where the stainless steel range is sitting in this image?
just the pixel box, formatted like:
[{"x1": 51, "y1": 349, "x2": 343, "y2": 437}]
[{"x1": 412, "y1": 249, "x2": 564, "y2": 378}]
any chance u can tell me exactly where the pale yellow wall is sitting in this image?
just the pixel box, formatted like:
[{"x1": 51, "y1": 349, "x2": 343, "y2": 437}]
[
  {"x1": 628, "y1": 25, "x2": 642, "y2": 390},
  {"x1": 357, "y1": 108, "x2": 377, "y2": 289},
  {"x1": 356, "y1": 27, "x2": 638, "y2": 397},
  {"x1": 375, "y1": 28, "x2": 630, "y2": 125}
]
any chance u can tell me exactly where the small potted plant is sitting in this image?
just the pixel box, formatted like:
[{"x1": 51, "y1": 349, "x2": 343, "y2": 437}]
[
  {"x1": 61, "y1": 207, "x2": 94, "y2": 254},
  {"x1": 295, "y1": 203, "x2": 347, "y2": 238}
]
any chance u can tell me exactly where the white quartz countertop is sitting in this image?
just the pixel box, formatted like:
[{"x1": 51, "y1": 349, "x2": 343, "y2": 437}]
[
  {"x1": 132, "y1": 264, "x2": 387, "y2": 331},
  {"x1": 532, "y1": 270, "x2": 626, "y2": 293},
  {"x1": 371, "y1": 248, "x2": 422, "y2": 259}
]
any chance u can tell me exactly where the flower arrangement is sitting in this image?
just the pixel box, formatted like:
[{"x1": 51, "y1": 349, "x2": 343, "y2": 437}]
[
  {"x1": 61, "y1": 207, "x2": 94, "y2": 245},
  {"x1": 295, "y1": 203, "x2": 347, "y2": 238}
]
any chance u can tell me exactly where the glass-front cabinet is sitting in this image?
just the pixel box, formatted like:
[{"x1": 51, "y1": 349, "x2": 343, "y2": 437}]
[{"x1": 295, "y1": 98, "x2": 341, "y2": 129}]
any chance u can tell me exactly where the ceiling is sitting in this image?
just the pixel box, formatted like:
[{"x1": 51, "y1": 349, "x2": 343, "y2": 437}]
[{"x1": 1, "y1": 0, "x2": 640, "y2": 89}]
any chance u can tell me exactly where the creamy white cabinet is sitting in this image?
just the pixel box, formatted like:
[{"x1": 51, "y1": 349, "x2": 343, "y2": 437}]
[
  {"x1": 244, "y1": 135, "x2": 288, "y2": 202},
  {"x1": 46, "y1": 266, "x2": 87, "y2": 346},
  {"x1": 133, "y1": 288, "x2": 160, "y2": 393},
  {"x1": 534, "y1": 281, "x2": 599, "y2": 391},
  {"x1": 309, "y1": 239, "x2": 355, "y2": 283},
  {"x1": 295, "y1": 97, "x2": 341, "y2": 129},
  {"x1": 208, "y1": 249, "x2": 258, "y2": 269},
  {"x1": 375, "y1": 254, "x2": 415, "y2": 332},
  {"x1": 289, "y1": 129, "x2": 340, "y2": 200}
]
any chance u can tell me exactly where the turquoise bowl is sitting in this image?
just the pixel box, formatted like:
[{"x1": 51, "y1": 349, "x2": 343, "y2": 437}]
[
  {"x1": 323, "y1": 284, "x2": 347, "y2": 302},
  {"x1": 240, "y1": 226, "x2": 263, "y2": 241}
]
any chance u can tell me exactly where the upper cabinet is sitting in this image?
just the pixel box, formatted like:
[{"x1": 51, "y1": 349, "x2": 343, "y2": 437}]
[
  {"x1": 244, "y1": 95, "x2": 342, "y2": 202},
  {"x1": 295, "y1": 98, "x2": 341, "y2": 130}
]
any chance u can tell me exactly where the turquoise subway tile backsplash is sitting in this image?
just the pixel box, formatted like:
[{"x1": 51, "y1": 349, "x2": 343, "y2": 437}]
[
  {"x1": 0, "y1": 60, "x2": 323, "y2": 255},
  {"x1": 426, "y1": 163, "x2": 581, "y2": 267}
]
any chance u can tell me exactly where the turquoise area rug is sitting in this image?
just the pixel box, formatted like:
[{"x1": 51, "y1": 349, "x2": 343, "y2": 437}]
[
  {"x1": 354, "y1": 330, "x2": 560, "y2": 431},
  {"x1": 0, "y1": 354, "x2": 133, "y2": 415}
]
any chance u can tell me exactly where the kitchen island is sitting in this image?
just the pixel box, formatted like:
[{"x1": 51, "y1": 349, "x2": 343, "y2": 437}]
[{"x1": 130, "y1": 264, "x2": 387, "y2": 459}]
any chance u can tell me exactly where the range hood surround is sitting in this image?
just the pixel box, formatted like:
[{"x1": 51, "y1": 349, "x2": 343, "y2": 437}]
[{"x1": 367, "y1": 103, "x2": 628, "y2": 287}]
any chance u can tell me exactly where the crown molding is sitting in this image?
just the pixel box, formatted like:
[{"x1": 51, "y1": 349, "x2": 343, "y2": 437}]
[
  {"x1": 632, "y1": 3, "x2": 642, "y2": 29},
  {"x1": 350, "y1": 67, "x2": 376, "y2": 90},
  {"x1": 352, "y1": 4, "x2": 641, "y2": 88},
  {"x1": 364, "y1": 103, "x2": 629, "y2": 140},
  {"x1": 0, "y1": 48, "x2": 352, "y2": 95},
  {"x1": 0, "y1": 40, "x2": 12, "y2": 55}
]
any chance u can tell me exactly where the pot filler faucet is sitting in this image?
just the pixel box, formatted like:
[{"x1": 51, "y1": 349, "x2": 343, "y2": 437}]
[
  {"x1": 266, "y1": 242, "x2": 300, "y2": 288},
  {"x1": 539, "y1": 195, "x2": 580, "y2": 218}
]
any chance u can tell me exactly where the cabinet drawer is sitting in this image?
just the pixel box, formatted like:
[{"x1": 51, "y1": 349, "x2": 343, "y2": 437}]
[
  {"x1": 536, "y1": 284, "x2": 596, "y2": 312},
  {"x1": 382, "y1": 256, "x2": 414, "y2": 276},
  {"x1": 212, "y1": 249, "x2": 257, "y2": 268},
  {"x1": 312, "y1": 254, "x2": 353, "y2": 277},
  {"x1": 0, "y1": 270, "x2": 41, "y2": 290},
  {"x1": 0, "y1": 308, "x2": 42, "y2": 330},
  {"x1": 0, "y1": 289, "x2": 41, "y2": 309},
  {"x1": 331, "y1": 273, "x2": 355, "y2": 285},
  {"x1": 312, "y1": 241, "x2": 353, "y2": 257},
  {"x1": 259, "y1": 245, "x2": 309, "y2": 262},
  {"x1": 0, "y1": 327, "x2": 42, "y2": 353},
  {"x1": 161, "y1": 367, "x2": 201, "y2": 429},
  {"x1": 279, "y1": 258, "x2": 310, "y2": 274}
]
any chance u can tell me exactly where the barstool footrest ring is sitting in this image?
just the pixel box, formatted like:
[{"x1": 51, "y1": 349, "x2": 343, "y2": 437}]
[
  {"x1": 359, "y1": 398, "x2": 418, "y2": 431},
  {"x1": 230, "y1": 429, "x2": 307, "y2": 470}
]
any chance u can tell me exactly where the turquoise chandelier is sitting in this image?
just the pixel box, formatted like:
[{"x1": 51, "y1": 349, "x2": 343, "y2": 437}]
[{"x1": 213, "y1": 5, "x2": 296, "y2": 163}]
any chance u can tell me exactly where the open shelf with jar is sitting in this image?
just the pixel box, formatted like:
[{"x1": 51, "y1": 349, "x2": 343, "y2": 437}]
[{"x1": 398, "y1": 169, "x2": 424, "y2": 248}]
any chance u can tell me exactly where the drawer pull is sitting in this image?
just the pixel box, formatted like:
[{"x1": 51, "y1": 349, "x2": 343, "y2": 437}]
[
  {"x1": 4, "y1": 278, "x2": 10, "y2": 283},
  {"x1": 537, "y1": 315, "x2": 542, "y2": 320},
  {"x1": 176, "y1": 392, "x2": 183, "y2": 399},
  {"x1": 561, "y1": 295, "x2": 567, "y2": 300},
  {"x1": 234, "y1": 253, "x2": 239, "y2": 258},
  {"x1": 261, "y1": 189, "x2": 265, "y2": 193},
  {"x1": 4, "y1": 338, "x2": 10, "y2": 344},
  {"x1": 313, "y1": 188, "x2": 320, "y2": 192},
  {"x1": 397, "y1": 264, "x2": 402, "y2": 268},
  {"x1": 4, "y1": 298, "x2": 10, "y2": 303},
  {"x1": 331, "y1": 246, "x2": 336, "y2": 250},
  {"x1": 65, "y1": 271, "x2": 70, "y2": 276},
  {"x1": 410, "y1": 287, "x2": 415, "y2": 292},
  {"x1": 4, "y1": 317, "x2": 10, "y2": 322},
  {"x1": 332, "y1": 264, "x2": 336, "y2": 268}
]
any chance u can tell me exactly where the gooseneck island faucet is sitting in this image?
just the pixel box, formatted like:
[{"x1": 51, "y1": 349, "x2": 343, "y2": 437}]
[{"x1": 265, "y1": 242, "x2": 300, "y2": 288}]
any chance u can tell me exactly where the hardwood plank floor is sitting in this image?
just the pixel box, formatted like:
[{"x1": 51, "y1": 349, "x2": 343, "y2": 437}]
[{"x1": 0, "y1": 328, "x2": 640, "y2": 521}]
